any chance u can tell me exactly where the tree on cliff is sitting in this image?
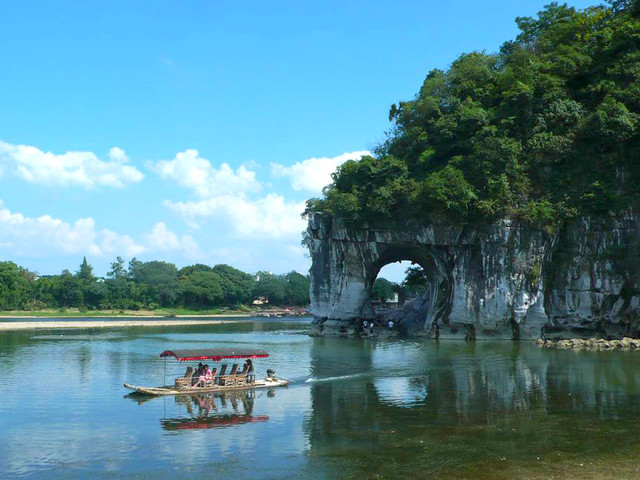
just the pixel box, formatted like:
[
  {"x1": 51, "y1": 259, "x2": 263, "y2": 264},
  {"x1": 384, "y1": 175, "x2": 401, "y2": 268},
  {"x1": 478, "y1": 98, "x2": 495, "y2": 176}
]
[{"x1": 305, "y1": 1, "x2": 640, "y2": 233}]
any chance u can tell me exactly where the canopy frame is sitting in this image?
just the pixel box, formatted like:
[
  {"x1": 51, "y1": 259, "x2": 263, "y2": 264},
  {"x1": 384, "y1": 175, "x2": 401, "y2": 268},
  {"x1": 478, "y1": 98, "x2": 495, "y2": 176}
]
[{"x1": 159, "y1": 348, "x2": 269, "y2": 362}]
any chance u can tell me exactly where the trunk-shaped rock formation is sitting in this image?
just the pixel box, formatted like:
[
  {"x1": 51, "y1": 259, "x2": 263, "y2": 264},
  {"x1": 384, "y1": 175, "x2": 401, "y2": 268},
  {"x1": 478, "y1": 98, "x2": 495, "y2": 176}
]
[{"x1": 304, "y1": 210, "x2": 640, "y2": 339}]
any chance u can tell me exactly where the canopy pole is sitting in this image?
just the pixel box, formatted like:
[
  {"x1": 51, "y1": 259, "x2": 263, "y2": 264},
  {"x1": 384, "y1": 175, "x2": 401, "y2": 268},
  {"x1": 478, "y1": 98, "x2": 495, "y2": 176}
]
[{"x1": 164, "y1": 356, "x2": 167, "y2": 385}]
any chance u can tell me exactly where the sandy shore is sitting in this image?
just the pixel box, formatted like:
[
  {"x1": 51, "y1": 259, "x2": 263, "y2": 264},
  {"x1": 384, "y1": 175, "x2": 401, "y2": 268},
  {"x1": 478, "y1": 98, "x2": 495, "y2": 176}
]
[
  {"x1": 0, "y1": 313, "x2": 251, "y2": 319},
  {"x1": 0, "y1": 318, "x2": 250, "y2": 331}
]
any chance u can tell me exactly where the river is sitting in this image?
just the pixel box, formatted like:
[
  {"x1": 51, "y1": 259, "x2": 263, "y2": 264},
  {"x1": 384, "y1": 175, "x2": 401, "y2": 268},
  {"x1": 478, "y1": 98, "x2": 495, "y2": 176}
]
[{"x1": 1, "y1": 317, "x2": 640, "y2": 479}]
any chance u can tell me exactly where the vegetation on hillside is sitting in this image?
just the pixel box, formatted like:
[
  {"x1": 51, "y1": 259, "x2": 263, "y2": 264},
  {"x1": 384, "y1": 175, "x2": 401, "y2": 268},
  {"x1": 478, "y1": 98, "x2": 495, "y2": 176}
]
[
  {"x1": 305, "y1": 1, "x2": 640, "y2": 232},
  {"x1": 0, "y1": 258, "x2": 309, "y2": 311}
]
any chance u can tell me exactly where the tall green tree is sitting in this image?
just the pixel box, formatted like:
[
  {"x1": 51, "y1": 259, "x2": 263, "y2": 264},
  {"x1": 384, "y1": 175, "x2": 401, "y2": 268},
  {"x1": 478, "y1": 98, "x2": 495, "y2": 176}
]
[{"x1": 76, "y1": 257, "x2": 94, "y2": 282}]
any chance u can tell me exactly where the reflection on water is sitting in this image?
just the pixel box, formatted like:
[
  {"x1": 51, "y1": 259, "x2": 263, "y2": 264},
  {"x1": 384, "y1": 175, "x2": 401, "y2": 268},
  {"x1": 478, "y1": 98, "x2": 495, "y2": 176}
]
[
  {"x1": 148, "y1": 390, "x2": 270, "y2": 431},
  {"x1": 2, "y1": 320, "x2": 640, "y2": 478}
]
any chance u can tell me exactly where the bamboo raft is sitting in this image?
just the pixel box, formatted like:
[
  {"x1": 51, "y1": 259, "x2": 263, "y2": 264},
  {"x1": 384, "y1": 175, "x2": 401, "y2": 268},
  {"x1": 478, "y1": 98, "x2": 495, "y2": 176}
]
[
  {"x1": 124, "y1": 377, "x2": 288, "y2": 396},
  {"x1": 124, "y1": 347, "x2": 289, "y2": 396}
]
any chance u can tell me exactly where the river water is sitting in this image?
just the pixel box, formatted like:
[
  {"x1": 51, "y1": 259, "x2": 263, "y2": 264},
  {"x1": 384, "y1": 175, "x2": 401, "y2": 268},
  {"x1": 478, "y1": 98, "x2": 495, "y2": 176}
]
[{"x1": 2, "y1": 318, "x2": 640, "y2": 479}]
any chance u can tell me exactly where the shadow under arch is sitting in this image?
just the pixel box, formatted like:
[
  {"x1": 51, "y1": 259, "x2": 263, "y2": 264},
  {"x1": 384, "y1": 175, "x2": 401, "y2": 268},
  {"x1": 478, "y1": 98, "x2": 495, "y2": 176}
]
[{"x1": 363, "y1": 244, "x2": 455, "y2": 336}]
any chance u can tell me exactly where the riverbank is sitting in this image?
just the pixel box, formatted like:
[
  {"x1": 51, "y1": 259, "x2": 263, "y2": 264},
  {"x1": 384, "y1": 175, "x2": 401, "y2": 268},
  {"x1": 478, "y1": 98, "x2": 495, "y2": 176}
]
[
  {"x1": 0, "y1": 308, "x2": 252, "y2": 318},
  {"x1": 0, "y1": 318, "x2": 251, "y2": 331}
]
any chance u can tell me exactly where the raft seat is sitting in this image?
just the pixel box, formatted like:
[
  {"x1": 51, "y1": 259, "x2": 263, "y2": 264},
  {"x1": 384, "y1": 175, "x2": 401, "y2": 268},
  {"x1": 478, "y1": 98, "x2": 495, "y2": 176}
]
[
  {"x1": 218, "y1": 364, "x2": 239, "y2": 386},
  {"x1": 175, "y1": 366, "x2": 194, "y2": 389}
]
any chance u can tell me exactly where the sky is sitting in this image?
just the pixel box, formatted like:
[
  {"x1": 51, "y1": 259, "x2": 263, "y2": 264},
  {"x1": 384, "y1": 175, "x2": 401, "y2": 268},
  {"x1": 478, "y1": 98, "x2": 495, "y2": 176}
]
[{"x1": 0, "y1": 0, "x2": 599, "y2": 279}]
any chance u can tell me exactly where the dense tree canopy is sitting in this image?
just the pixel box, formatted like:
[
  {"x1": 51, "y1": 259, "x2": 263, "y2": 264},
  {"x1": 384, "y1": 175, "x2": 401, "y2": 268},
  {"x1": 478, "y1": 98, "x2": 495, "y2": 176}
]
[
  {"x1": 0, "y1": 258, "x2": 310, "y2": 311},
  {"x1": 372, "y1": 278, "x2": 396, "y2": 303},
  {"x1": 306, "y1": 2, "x2": 640, "y2": 232}
]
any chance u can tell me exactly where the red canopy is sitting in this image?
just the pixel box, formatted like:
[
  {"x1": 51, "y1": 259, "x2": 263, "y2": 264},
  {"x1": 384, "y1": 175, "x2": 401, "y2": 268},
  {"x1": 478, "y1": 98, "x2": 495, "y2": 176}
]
[{"x1": 159, "y1": 348, "x2": 269, "y2": 362}]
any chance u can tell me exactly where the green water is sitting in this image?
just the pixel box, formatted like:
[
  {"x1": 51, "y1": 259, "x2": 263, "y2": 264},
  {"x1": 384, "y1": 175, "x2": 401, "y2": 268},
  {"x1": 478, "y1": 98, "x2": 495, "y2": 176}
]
[{"x1": 2, "y1": 318, "x2": 640, "y2": 479}]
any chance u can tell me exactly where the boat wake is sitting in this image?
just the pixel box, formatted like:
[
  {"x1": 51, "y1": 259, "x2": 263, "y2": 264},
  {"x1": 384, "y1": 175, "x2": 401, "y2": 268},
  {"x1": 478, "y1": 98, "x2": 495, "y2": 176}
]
[{"x1": 305, "y1": 373, "x2": 368, "y2": 383}]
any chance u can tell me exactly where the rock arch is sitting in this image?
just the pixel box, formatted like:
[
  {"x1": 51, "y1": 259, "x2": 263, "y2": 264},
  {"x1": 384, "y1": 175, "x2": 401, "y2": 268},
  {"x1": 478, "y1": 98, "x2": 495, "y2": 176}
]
[
  {"x1": 305, "y1": 209, "x2": 640, "y2": 340},
  {"x1": 304, "y1": 212, "x2": 558, "y2": 339}
]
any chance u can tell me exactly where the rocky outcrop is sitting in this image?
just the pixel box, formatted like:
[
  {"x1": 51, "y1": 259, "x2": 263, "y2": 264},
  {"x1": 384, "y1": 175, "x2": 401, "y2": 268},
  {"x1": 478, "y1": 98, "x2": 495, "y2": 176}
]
[
  {"x1": 304, "y1": 210, "x2": 640, "y2": 339},
  {"x1": 537, "y1": 337, "x2": 640, "y2": 350}
]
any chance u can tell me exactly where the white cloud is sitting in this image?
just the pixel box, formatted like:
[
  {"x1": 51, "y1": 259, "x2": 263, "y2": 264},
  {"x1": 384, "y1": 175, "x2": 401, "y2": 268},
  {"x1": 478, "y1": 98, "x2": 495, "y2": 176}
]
[
  {"x1": 145, "y1": 222, "x2": 202, "y2": 258},
  {"x1": 0, "y1": 204, "x2": 144, "y2": 257},
  {"x1": 149, "y1": 149, "x2": 261, "y2": 197},
  {"x1": 165, "y1": 194, "x2": 306, "y2": 240},
  {"x1": 0, "y1": 201, "x2": 203, "y2": 260},
  {"x1": 148, "y1": 148, "x2": 367, "y2": 263},
  {"x1": 0, "y1": 140, "x2": 144, "y2": 188},
  {"x1": 270, "y1": 150, "x2": 370, "y2": 194}
]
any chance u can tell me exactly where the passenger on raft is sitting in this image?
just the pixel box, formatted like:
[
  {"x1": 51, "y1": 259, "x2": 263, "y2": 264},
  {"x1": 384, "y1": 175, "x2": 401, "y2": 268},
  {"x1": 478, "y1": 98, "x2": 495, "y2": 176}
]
[
  {"x1": 194, "y1": 364, "x2": 213, "y2": 387},
  {"x1": 191, "y1": 363, "x2": 204, "y2": 386}
]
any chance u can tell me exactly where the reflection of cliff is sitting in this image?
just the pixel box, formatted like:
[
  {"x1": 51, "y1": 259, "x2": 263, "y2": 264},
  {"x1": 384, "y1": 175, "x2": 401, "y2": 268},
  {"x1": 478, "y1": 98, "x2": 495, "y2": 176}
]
[
  {"x1": 306, "y1": 212, "x2": 640, "y2": 339},
  {"x1": 306, "y1": 339, "x2": 640, "y2": 458}
]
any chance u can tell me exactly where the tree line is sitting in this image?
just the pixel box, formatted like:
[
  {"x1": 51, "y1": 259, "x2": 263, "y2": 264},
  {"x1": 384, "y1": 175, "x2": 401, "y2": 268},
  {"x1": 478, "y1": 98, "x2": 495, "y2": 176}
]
[
  {"x1": 306, "y1": 1, "x2": 640, "y2": 234},
  {"x1": 0, "y1": 257, "x2": 310, "y2": 311}
]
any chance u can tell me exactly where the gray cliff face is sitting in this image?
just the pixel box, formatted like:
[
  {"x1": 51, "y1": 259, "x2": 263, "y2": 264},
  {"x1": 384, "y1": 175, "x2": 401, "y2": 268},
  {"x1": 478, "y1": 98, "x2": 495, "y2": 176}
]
[{"x1": 304, "y1": 211, "x2": 640, "y2": 339}]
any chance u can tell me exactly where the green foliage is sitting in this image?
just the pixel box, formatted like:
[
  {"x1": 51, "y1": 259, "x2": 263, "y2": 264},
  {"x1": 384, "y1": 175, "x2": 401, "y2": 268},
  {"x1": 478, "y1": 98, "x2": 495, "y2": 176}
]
[
  {"x1": 76, "y1": 256, "x2": 94, "y2": 282},
  {"x1": 305, "y1": 2, "x2": 640, "y2": 229},
  {"x1": 372, "y1": 278, "x2": 396, "y2": 303},
  {"x1": 403, "y1": 266, "x2": 428, "y2": 293},
  {"x1": 252, "y1": 271, "x2": 310, "y2": 306},
  {"x1": 0, "y1": 262, "x2": 36, "y2": 309},
  {"x1": 0, "y1": 257, "x2": 309, "y2": 311},
  {"x1": 284, "y1": 271, "x2": 310, "y2": 305},
  {"x1": 178, "y1": 270, "x2": 225, "y2": 307},
  {"x1": 211, "y1": 264, "x2": 255, "y2": 305}
]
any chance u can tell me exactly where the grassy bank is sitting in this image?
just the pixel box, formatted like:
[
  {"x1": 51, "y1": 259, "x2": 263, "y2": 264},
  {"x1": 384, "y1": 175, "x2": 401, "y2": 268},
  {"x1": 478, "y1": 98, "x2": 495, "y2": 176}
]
[{"x1": 0, "y1": 307, "x2": 253, "y2": 318}]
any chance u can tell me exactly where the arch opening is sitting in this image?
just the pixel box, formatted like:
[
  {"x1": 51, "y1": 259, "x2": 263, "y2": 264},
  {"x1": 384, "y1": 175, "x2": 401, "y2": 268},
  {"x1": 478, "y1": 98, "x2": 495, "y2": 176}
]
[
  {"x1": 364, "y1": 245, "x2": 454, "y2": 336},
  {"x1": 372, "y1": 261, "x2": 427, "y2": 312}
]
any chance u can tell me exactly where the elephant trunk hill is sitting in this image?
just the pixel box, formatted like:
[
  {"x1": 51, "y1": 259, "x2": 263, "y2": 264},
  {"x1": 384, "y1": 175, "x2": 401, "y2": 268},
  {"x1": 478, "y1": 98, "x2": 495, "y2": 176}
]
[{"x1": 304, "y1": 211, "x2": 640, "y2": 340}]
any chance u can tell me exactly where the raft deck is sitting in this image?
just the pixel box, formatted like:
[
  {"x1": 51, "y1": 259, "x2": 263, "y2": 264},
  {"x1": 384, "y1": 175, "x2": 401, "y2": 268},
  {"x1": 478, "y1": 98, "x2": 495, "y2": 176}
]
[{"x1": 124, "y1": 377, "x2": 289, "y2": 396}]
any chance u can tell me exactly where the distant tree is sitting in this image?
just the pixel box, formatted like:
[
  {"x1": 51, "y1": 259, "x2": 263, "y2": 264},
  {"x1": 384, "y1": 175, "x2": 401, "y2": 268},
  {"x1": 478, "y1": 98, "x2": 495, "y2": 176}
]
[
  {"x1": 107, "y1": 256, "x2": 128, "y2": 280},
  {"x1": 76, "y1": 257, "x2": 94, "y2": 282},
  {"x1": 178, "y1": 271, "x2": 224, "y2": 307},
  {"x1": 284, "y1": 271, "x2": 310, "y2": 305},
  {"x1": 0, "y1": 261, "x2": 35, "y2": 309},
  {"x1": 372, "y1": 278, "x2": 396, "y2": 303},
  {"x1": 84, "y1": 282, "x2": 107, "y2": 309},
  {"x1": 403, "y1": 266, "x2": 428, "y2": 291},
  {"x1": 211, "y1": 264, "x2": 255, "y2": 305},
  {"x1": 178, "y1": 264, "x2": 212, "y2": 277},
  {"x1": 253, "y1": 271, "x2": 287, "y2": 305},
  {"x1": 52, "y1": 270, "x2": 83, "y2": 307},
  {"x1": 130, "y1": 260, "x2": 178, "y2": 307}
]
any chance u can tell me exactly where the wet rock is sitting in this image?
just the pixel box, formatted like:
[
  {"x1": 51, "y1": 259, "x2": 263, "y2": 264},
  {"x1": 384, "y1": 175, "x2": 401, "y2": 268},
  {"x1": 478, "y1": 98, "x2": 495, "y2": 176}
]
[{"x1": 537, "y1": 337, "x2": 640, "y2": 351}]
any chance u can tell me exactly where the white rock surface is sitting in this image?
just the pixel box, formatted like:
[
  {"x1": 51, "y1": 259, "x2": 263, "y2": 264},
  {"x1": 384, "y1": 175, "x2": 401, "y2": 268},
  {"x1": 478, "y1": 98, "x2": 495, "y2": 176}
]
[{"x1": 304, "y1": 210, "x2": 640, "y2": 339}]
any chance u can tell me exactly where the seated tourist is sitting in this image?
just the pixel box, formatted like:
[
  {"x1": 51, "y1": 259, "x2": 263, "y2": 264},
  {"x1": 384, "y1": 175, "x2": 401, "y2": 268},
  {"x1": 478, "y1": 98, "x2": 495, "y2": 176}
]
[
  {"x1": 194, "y1": 370, "x2": 208, "y2": 388},
  {"x1": 191, "y1": 363, "x2": 204, "y2": 386}
]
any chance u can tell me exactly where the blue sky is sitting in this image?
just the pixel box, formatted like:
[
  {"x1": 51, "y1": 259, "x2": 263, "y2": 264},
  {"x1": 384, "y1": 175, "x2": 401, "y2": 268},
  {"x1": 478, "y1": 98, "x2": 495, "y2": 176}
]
[{"x1": 0, "y1": 0, "x2": 598, "y2": 279}]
